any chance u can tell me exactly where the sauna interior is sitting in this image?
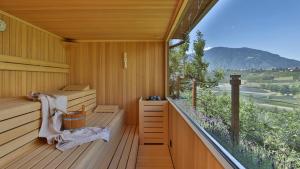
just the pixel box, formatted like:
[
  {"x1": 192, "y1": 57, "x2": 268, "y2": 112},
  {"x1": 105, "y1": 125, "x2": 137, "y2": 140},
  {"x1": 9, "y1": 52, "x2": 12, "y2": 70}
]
[{"x1": 0, "y1": 0, "x2": 238, "y2": 169}]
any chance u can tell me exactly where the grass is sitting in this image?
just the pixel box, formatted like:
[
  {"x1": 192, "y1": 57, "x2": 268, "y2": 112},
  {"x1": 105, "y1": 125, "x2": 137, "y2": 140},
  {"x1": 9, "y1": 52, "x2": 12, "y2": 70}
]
[
  {"x1": 241, "y1": 93, "x2": 300, "y2": 108},
  {"x1": 274, "y1": 76, "x2": 294, "y2": 81},
  {"x1": 229, "y1": 70, "x2": 300, "y2": 110}
]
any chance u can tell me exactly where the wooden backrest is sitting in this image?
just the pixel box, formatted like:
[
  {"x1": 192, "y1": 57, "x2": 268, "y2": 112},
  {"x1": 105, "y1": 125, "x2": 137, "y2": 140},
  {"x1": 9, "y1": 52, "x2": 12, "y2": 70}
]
[{"x1": 0, "y1": 90, "x2": 97, "y2": 167}]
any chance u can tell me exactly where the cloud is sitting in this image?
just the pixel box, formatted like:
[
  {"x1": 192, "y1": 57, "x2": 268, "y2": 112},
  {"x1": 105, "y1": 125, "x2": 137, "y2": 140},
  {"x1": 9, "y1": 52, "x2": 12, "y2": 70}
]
[{"x1": 204, "y1": 47, "x2": 213, "y2": 51}]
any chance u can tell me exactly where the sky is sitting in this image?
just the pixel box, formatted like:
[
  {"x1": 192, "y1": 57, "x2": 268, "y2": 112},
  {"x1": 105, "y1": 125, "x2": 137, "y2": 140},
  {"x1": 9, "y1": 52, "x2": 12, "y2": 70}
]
[{"x1": 188, "y1": 0, "x2": 300, "y2": 61}]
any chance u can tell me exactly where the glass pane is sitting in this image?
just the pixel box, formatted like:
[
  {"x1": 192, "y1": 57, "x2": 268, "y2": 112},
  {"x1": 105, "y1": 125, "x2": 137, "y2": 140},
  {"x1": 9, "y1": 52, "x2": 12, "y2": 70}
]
[{"x1": 168, "y1": 1, "x2": 300, "y2": 168}]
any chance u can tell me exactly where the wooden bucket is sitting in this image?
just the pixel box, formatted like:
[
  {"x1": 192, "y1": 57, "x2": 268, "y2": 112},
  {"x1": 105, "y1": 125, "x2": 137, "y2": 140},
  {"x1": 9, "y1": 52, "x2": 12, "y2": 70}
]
[{"x1": 63, "y1": 105, "x2": 86, "y2": 130}]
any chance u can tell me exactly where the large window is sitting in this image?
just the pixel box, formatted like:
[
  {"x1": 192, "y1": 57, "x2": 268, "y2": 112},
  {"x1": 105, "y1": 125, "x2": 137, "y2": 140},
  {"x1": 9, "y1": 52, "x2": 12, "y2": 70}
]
[{"x1": 168, "y1": 1, "x2": 300, "y2": 168}]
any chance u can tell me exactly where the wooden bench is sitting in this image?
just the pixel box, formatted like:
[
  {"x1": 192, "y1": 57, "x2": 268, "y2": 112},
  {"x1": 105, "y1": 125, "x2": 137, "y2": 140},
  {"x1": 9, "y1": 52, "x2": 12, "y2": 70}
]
[{"x1": 0, "y1": 90, "x2": 139, "y2": 169}]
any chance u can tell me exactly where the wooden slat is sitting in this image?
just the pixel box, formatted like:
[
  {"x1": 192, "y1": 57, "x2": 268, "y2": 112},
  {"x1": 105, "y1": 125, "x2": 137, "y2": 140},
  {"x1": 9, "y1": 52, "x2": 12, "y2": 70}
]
[
  {"x1": 143, "y1": 122, "x2": 164, "y2": 128},
  {"x1": 144, "y1": 133, "x2": 165, "y2": 139},
  {"x1": 42, "y1": 147, "x2": 77, "y2": 169},
  {"x1": 97, "y1": 124, "x2": 128, "y2": 169},
  {"x1": 85, "y1": 103, "x2": 97, "y2": 115},
  {"x1": 0, "y1": 98, "x2": 40, "y2": 121},
  {"x1": 31, "y1": 148, "x2": 62, "y2": 169},
  {"x1": 0, "y1": 120, "x2": 40, "y2": 145},
  {"x1": 4, "y1": 143, "x2": 51, "y2": 169},
  {"x1": 143, "y1": 127, "x2": 164, "y2": 133},
  {"x1": 0, "y1": 130, "x2": 38, "y2": 158},
  {"x1": 55, "y1": 144, "x2": 91, "y2": 169},
  {"x1": 117, "y1": 126, "x2": 136, "y2": 169},
  {"x1": 52, "y1": 89, "x2": 96, "y2": 101},
  {"x1": 0, "y1": 110, "x2": 40, "y2": 133},
  {"x1": 141, "y1": 100, "x2": 168, "y2": 106},
  {"x1": 67, "y1": 98, "x2": 96, "y2": 111},
  {"x1": 0, "y1": 54, "x2": 69, "y2": 69},
  {"x1": 143, "y1": 116, "x2": 164, "y2": 122},
  {"x1": 143, "y1": 105, "x2": 164, "y2": 112},
  {"x1": 142, "y1": 111, "x2": 165, "y2": 117},
  {"x1": 126, "y1": 131, "x2": 139, "y2": 169},
  {"x1": 0, "y1": 61, "x2": 69, "y2": 73},
  {"x1": 108, "y1": 126, "x2": 133, "y2": 169},
  {"x1": 163, "y1": 102, "x2": 169, "y2": 146},
  {"x1": 94, "y1": 130, "x2": 126, "y2": 169},
  {"x1": 18, "y1": 145, "x2": 56, "y2": 169},
  {"x1": 68, "y1": 93, "x2": 96, "y2": 107},
  {"x1": 0, "y1": 140, "x2": 42, "y2": 168}
]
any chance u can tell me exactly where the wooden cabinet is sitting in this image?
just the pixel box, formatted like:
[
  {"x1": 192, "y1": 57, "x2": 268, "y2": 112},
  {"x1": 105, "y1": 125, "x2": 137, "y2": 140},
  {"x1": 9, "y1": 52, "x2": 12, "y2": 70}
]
[{"x1": 139, "y1": 98, "x2": 168, "y2": 145}]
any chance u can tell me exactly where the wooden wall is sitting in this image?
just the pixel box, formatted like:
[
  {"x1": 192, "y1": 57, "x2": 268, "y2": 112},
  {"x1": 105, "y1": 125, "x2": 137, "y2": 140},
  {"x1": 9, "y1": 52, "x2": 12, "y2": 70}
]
[
  {"x1": 169, "y1": 103, "x2": 224, "y2": 169},
  {"x1": 67, "y1": 41, "x2": 165, "y2": 124},
  {"x1": 0, "y1": 11, "x2": 68, "y2": 97}
]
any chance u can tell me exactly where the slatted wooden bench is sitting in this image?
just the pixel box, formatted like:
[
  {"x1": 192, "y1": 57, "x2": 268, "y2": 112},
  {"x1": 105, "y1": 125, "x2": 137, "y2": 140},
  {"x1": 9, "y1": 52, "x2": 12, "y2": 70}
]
[{"x1": 0, "y1": 90, "x2": 139, "y2": 169}]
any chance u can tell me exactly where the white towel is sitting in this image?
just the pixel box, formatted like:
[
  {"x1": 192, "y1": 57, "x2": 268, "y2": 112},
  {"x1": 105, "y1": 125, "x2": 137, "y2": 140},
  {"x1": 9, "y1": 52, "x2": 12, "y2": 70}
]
[
  {"x1": 55, "y1": 127, "x2": 110, "y2": 151},
  {"x1": 36, "y1": 93, "x2": 110, "y2": 151},
  {"x1": 39, "y1": 94, "x2": 67, "y2": 144}
]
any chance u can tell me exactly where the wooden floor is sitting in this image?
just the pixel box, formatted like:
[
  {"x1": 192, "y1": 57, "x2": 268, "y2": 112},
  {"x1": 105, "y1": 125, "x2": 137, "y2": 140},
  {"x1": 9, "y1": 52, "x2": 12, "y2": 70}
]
[{"x1": 136, "y1": 145, "x2": 174, "y2": 169}]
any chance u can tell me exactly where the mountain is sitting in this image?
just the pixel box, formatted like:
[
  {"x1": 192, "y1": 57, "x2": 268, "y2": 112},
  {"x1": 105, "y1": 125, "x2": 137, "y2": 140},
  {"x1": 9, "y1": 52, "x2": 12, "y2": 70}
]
[{"x1": 194, "y1": 47, "x2": 300, "y2": 70}]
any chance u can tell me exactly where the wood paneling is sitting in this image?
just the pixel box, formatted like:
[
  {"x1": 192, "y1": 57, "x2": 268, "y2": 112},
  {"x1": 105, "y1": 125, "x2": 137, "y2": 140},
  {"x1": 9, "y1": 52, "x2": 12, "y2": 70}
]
[
  {"x1": 0, "y1": 12, "x2": 67, "y2": 97},
  {"x1": 67, "y1": 41, "x2": 165, "y2": 124},
  {"x1": 0, "y1": 0, "x2": 181, "y2": 40},
  {"x1": 168, "y1": 102, "x2": 224, "y2": 169}
]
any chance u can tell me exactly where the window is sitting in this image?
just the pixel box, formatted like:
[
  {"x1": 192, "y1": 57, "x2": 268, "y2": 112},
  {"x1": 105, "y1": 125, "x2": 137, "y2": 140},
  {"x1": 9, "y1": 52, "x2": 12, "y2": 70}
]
[{"x1": 168, "y1": 1, "x2": 300, "y2": 168}]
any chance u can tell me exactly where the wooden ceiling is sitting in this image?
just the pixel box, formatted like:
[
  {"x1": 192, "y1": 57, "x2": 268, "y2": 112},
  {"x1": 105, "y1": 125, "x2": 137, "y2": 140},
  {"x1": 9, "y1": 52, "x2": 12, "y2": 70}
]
[
  {"x1": 0, "y1": 0, "x2": 181, "y2": 40},
  {"x1": 172, "y1": 0, "x2": 217, "y2": 39}
]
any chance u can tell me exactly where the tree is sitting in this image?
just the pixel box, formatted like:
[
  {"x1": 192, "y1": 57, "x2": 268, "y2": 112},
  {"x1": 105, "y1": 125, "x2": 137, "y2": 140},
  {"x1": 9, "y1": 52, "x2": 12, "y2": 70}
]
[
  {"x1": 168, "y1": 30, "x2": 224, "y2": 99},
  {"x1": 185, "y1": 31, "x2": 207, "y2": 85},
  {"x1": 291, "y1": 85, "x2": 300, "y2": 95},
  {"x1": 185, "y1": 31, "x2": 223, "y2": 88},
  {"x1": 168, "y1": 35, "x2": 190, "y2": 97}
]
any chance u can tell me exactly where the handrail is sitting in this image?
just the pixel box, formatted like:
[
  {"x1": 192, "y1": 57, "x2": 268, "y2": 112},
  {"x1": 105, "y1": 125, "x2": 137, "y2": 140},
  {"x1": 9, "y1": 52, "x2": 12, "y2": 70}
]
[{"x1": 167, "y1": 97, "x2": 245, "y2": 169}]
